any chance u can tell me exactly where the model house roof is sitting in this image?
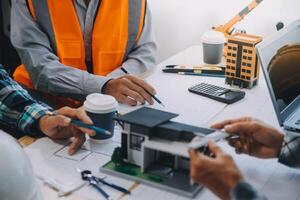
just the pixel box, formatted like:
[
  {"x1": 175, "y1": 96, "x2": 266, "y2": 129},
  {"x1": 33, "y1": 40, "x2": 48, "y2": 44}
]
[
  {"x1": 115, "y1": 107, "x2": 178, "y2": 129},
  {"x1": 115, "y1": 107, "x2": 214, "y2": 142}
]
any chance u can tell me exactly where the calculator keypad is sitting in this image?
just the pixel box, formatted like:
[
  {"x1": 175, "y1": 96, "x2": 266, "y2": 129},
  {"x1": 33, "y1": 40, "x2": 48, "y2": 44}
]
[
  {"x1": 190, "y1": 83, "x2": 230, "y2": 96},
  {"x1": 188, "y1": 83, "x2": 245, "y2": 104}
]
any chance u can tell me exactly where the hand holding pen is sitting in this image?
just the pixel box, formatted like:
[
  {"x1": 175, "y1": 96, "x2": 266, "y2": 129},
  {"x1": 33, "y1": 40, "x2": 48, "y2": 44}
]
[
  {"x1": 40, "y1": 107, "x2": 97, "y2": 155},
  {"x1": 102, "y1": 68, "x2": 165, "y2": 107},
  {"x1": 45, "y1": 107, "x2": 113, "y2": 155}
]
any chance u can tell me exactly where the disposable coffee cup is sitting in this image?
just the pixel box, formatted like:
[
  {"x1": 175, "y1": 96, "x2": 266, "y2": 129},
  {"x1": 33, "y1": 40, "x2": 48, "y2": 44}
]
[
  {"x1": 84, "y1": 93, "x2": 118, "y2": 142},
  {"x1": 201, "y1": 30, "x2": 226, "y2": 65}
]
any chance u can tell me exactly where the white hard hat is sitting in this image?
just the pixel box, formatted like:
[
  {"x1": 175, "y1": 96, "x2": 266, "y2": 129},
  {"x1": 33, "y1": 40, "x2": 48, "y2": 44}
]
[{"x1": 0, "y1": 131, "x2": 42, "y2": 200}]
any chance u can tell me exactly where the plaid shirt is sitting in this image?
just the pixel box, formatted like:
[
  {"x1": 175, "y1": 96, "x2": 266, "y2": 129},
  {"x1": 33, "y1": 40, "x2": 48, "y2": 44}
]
[
  {"x1": 279, "y1": 130, "x2": 300, "y2": 168},
  {"x1": 0, "y1": 65, "x2": 52, "y2": 137}
]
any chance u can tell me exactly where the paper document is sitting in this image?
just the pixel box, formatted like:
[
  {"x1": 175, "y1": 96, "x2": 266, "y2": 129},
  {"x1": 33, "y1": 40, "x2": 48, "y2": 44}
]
[{"x1": 25, "y1": 127, "x2": 134, "y2": 199}]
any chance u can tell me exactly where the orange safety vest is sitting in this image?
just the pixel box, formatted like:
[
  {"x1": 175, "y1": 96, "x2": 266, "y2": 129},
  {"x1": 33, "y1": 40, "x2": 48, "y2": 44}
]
[{"x1": 13, "y1": 0, "x2": 146, "y2": 107}]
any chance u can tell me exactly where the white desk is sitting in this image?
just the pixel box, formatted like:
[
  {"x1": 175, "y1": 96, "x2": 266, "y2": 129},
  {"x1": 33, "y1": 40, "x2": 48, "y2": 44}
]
[
  {"x1": 146, "y1": 45, "x2": 279, "y2": 127},
  {"x1": 26, "y1": 46, "x2": 300, "y2": 200}
]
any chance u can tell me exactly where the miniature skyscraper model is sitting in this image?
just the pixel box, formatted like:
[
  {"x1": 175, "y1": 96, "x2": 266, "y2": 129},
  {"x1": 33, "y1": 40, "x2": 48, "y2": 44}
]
[{"x1": 225, "y1": 33, "x2": 262, "y2": 88}]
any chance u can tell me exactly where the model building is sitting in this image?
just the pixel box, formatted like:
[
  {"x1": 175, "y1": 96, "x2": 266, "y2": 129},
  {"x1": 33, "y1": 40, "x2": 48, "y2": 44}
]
[
  {"x1": 225, "y1": 33, "x2": 262, "y2": 88},
  {"x1": 101, "y1": 107, "x2": 215, "y2": 197}
]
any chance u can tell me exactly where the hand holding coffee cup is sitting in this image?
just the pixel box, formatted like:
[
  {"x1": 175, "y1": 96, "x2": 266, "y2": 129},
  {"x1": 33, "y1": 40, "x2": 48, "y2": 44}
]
[
  {"x1": 201, "y1": 30, "x2": 226, "y2": 65},
  {"x1": 84, "y1": 93, "x2": 118, "y2": 142}
]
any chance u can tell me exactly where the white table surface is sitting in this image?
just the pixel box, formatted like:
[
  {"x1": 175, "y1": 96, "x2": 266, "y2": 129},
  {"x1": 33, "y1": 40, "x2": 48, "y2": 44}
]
[
  {"x1": 148, "y1": 45, "x2": 279, "y2": 127},
  {"x1": 37, "y1": 46, "x2": 300, "y2": 200}
]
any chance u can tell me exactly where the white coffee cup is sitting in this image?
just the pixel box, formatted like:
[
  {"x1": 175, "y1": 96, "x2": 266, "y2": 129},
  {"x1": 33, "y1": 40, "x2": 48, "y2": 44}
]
[
  {"x1": 84, "y1": 93, "x2": 118, "y2": 141},
  {"x1": 201, "y1": 30, "x2": 226, "y2": 64}
]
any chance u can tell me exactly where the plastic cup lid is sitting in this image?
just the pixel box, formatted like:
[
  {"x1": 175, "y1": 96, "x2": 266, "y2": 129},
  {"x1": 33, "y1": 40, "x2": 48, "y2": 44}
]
[
  {"x1": 84, "y1": 93, "x2": 118, "y2": 114},
  {"x1": 201, "y1": 30, "x2": 226, "y2": 44}
]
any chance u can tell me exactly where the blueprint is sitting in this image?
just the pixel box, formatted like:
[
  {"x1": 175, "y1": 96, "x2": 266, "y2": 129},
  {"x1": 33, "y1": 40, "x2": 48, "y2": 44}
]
[{"x1": 25, "y1": 126, "x2": 134, "y2": 200}]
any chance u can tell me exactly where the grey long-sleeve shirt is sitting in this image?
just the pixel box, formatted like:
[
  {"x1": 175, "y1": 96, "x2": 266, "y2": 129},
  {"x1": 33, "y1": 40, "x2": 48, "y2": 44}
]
[{"x1": 11, "y1": 0, "x2": 157, "y2": 101}]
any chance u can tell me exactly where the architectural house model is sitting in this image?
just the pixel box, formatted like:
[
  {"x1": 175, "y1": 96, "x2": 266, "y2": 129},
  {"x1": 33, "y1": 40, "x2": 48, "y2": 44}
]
[{"x1": 101, "y1": 107, "x2": 215, "y2": 197}]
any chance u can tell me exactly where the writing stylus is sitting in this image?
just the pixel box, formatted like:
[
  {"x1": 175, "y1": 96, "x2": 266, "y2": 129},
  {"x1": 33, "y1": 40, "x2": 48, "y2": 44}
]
[{"x1": 71, "y1": 119, "x2": 111, "y2": 136}]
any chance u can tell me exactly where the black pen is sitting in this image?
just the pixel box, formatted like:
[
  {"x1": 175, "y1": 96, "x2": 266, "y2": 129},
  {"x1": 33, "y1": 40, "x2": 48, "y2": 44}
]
[
  {"x1": 121, "y1": 67, "x2": 165, "y2": 107},
  {"x1": 163, "y1": 68, "x2": 225, "y2": 75}
]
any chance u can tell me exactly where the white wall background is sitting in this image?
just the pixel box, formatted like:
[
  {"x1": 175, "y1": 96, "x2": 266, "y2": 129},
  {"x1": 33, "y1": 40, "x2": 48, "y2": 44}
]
[{"x1": 148, "y1": 0, "x2": 300, "y2": 62}]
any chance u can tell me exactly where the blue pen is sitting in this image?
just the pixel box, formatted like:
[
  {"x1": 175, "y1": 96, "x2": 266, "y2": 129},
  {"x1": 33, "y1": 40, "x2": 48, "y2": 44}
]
[{"x1": 71, "y1": 119, "x2": 111, "y2": 136}]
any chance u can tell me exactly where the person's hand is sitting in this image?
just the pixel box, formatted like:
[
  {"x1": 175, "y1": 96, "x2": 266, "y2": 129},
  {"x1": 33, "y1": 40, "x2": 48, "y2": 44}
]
[
  {"x1": 211, "y1": 117, "x2": 284, "y2": 158},
  {"x1": 189, "y1": 141, "x2": 243, "y2": 200},
  {"x1": 39, "y1": 107, "x2": 96, "y2": 155},
  {"x1": 103, "y1": 75, "x2": 156, "y2": 106}
]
